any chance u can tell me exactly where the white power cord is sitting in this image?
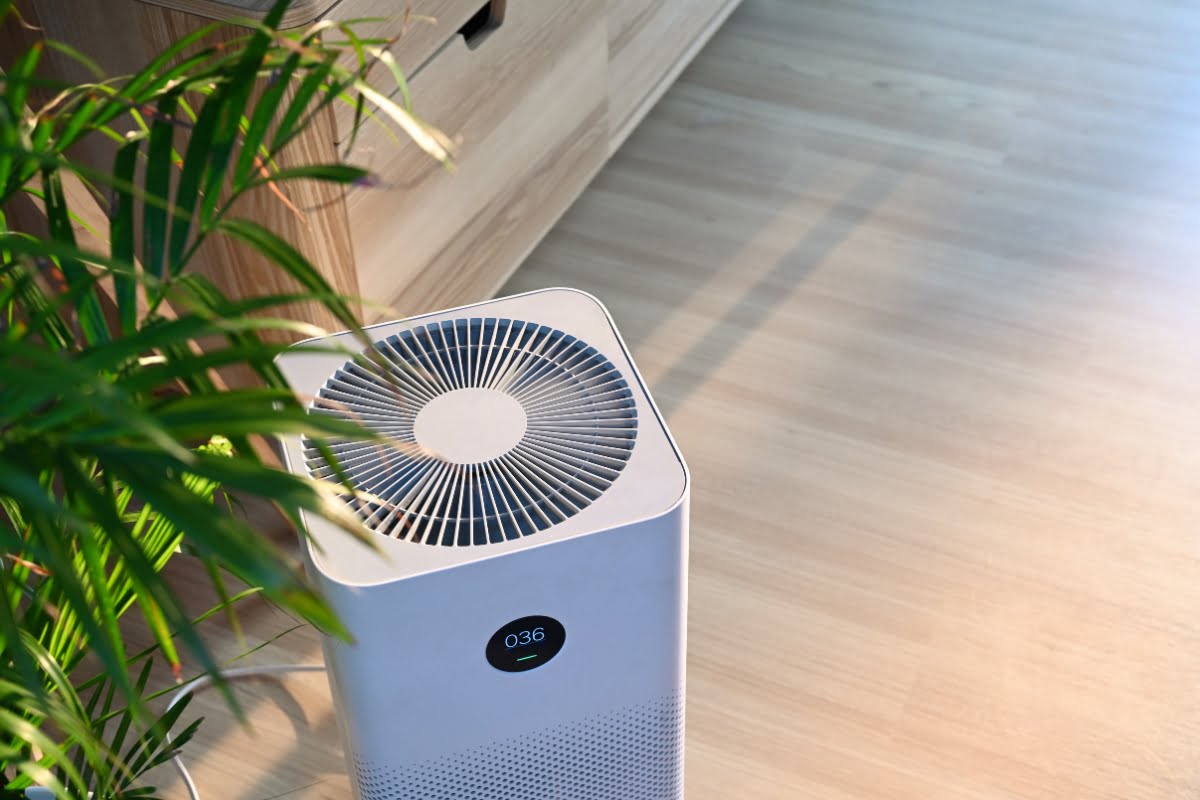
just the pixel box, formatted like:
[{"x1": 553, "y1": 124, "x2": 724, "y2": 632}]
[{"x1": 165, "y1": 664, "x2": 327, "y2": 800}]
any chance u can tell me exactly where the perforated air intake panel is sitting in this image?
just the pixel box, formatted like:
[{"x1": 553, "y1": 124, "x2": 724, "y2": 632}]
[
  {"x1": 303, "y1": 318, "x2": 638, "y2": 546},
  {"x1": 352, "y1": 693, "x2": 683, "y2": 800}
]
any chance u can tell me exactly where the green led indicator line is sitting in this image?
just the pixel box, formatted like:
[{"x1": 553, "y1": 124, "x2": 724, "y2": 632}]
[{"x1": 516, "y1": 654, "x2": 539, "y2": 662}]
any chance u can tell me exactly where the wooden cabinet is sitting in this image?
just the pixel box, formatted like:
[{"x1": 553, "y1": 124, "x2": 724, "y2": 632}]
[
  {"x1": 607, "y1": 0, "x2": 742, "y2": 151},
  {"x1": 19, "y1": 0, "x2": 742, "y2": 324},
  {"x1": 324, "y1": 0, "x2": 488, "y2": 141},
  {"x1": 344, "y1": 1, "x2": 609, "y2": 317}
]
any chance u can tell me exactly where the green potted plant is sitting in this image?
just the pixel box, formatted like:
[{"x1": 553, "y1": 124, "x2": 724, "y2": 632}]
[{"x1": 0, "y1": 1, "x2": 447, "y2": 796}]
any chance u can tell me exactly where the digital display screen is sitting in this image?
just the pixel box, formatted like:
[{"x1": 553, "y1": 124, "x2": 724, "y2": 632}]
[{"x1": 485, "y1": 615, "x2": 566, "y2": 672}]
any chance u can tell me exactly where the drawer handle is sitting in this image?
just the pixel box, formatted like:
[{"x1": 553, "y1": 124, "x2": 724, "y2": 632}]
[{"x1": 458, "y1": 0, "x2": 506, "y2": 49}]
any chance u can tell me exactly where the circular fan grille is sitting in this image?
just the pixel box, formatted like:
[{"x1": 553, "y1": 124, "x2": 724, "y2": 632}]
[{"x1": 303, "y1": 318, "x2": 638, "y2": 546}]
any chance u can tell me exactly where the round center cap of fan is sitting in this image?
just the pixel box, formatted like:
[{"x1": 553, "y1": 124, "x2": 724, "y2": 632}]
[{"x1": 413, "y1": 388, "x2": 528, "y2": 464}]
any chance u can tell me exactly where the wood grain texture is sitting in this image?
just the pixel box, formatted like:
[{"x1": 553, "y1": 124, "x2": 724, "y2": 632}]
[
  {"x1": 133, "y1": 0, "x2": 337, "y2": 27},
  {"x1": 141, "y1": 0, "x2": 1200, "y2": 797},
  {"x1": 328, "y1": 0, "x2": 487, "y2": 142},
  {"x1": 511, "y1": 1, "x2": 1200, "y2": 797},
  {"x1": 343, "y1": 0, "x2": 609, "y2": 320},
  {"x1": 197, "y1": 93, "x2": 363, "y2": 335},
  {"x1": 20, "y1": 0, "x2": 362, "y2": 334},
  {"x1": 606, "y1": 0, "x2": 740, "y2": 151},
  {"x1": 19, "y1": 0, "x2": 734, "y2": 334}
]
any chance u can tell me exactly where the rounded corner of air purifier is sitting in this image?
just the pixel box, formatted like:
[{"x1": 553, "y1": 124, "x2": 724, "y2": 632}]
[
  {"x1": 529, "y1": 286, "x2": 615, "y2": 318},
  {"x1": 628, "y1": 472, "x2": 692, "y2": 532}
]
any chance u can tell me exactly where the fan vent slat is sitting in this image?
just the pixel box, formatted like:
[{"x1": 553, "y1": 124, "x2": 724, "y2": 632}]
[{"x1": 303, "y1": 318, "x2": 637, "y2": 545}]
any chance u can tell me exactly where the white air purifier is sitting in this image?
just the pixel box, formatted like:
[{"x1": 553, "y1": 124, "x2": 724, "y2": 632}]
[{"x1": 276, "y1": 288, "x2": 689, "y2": 800}]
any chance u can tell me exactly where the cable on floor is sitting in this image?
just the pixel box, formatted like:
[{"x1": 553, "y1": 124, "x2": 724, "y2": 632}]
[{"x1": 165, "y1": 663, "x2": 327, "y2": 800}]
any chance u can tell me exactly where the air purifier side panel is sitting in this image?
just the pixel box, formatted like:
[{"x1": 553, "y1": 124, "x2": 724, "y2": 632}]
[{"x1": 311, "y1": 498, "x2": 688, "y2": 799}]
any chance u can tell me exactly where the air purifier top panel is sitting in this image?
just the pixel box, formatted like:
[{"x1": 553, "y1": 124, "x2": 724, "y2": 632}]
[{"x1": 276, "y1": 288, "x2": 688, "y2": 585}]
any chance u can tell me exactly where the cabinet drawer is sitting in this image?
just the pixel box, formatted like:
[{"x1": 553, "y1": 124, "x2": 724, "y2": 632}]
[
  {"x1": 344, "y1": 0, "x2": 608, "y2": 318},
  {"x1": 328, "y1": 0, "x2": 486, "y2": 141}
]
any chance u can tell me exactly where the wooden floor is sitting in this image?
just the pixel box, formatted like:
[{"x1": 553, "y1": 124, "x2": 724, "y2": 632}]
[{"x1": 150, "y1": 0, "x2": 1200, "y2": 797}]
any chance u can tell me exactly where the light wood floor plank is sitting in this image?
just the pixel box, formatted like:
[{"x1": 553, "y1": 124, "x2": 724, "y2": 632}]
[{"x1": 507, "y1": 1, "x2": 1200, "y2": 798}]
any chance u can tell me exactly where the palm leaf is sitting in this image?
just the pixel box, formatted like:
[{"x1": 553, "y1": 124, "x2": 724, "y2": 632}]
[
  {"x1": 214, "y1": 218, "x2": 360, "y2": 332},
  {"x1": 141, "y1": 93, "x2": 177, "y2": 283},
  {"x1": 38, "y1": 168, "x2": 111, "y2": 346},
  {"x1": 1, "y1": 0, "x2": 448, "y2": 793}
]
